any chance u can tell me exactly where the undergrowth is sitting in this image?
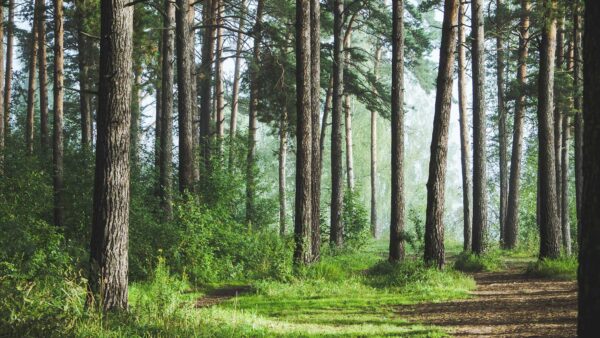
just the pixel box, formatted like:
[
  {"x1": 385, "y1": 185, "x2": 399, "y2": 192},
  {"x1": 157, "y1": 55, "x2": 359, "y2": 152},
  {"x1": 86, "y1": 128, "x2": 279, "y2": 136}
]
[
  {"x1": 453, "y1": 250, "x2": 505, "y2": 272},
  {"x1": 526, "y1": 256, "x2": 577, "y2": 280}
]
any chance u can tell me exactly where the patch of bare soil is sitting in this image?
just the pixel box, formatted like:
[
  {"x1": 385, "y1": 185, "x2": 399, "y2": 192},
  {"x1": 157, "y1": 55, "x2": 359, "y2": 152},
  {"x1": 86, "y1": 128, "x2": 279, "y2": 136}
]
[
  {"x1": 397, "y1": 265, "x2": 577, "y2": 337},
  {"x1": 195, "y1": 285, "x2": 252, "y2": 308}
]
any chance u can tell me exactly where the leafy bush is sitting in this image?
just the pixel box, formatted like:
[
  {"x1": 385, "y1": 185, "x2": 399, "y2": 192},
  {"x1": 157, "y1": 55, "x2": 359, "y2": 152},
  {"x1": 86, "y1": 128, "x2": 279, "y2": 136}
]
[
  {"x1": 526, "y1": 256, "x2": 577, "y2": 279},
  {"x1": 453, "y1": 251, "x2": 504, "y2": 272},
  {"x1": 341, "y1": 190, "x2": 371, "y2": 250}
]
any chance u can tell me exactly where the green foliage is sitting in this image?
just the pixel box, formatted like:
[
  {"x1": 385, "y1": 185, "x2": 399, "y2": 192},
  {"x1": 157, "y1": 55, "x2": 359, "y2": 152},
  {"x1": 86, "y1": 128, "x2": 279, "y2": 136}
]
[
  {"x1": 526, "y1": 256, "x2": 578, "y2": 280},
  {"x1": 453, "y1": 251, "x2": 505, "y2": 272},
  {"x1": 341, "y1": 189, "x2": 371, "y2": 250}
]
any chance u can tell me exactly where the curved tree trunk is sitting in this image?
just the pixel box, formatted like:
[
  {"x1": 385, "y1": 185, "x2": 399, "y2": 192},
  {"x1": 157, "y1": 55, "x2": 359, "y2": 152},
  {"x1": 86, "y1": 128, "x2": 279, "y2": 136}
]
[
  {"x1": 505, "y1": 0, "x2": 530, "y2": 249},
  {"x1": 294, "y1": 0, "x2": 313, "y2": 265},
  {"x1": 424, "y1": 0, "x2": 459, "y2": 268},
  {"x1": 537, "y1": 0, "x2": 561, "y2": 260},
  {"x1": 310, "y1": 0, "x2": 321, "y2": 261},
  {"x1": 389, "y1": 0, "x2": 406, "y2": 263},
  {"x1": 330, "y1": 0, "x2": 344, "y2": 247},
  {"x1": 471, "y1": 0, "x2": 488, "y2": 255},
  {"x1": 53, "y1": 0, "x2": 64, "y2": 228},
  {"x1": 457, "y1": 0, "x2": 472, "y2": 252},
  {"x1": 578, "y1": 1, "x2": 600, "y2": 332},
  {"x1": 89, "y1": 0, "x2": 134, "y2": 311},
  {"x1": 175, "y1": 0, "x2": 195, "y2": 192},
  {"x1": 160, "y1": 0, "x2": 175, "y2": 220},
  {"x1": 26, "y1": 0, "x2": 40, "y2": 156}
]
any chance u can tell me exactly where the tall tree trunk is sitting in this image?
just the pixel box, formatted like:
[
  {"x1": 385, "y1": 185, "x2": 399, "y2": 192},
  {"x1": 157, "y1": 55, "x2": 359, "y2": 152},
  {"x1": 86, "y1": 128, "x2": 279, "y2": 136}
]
[
  {"x1": 199, "y1": 0, "x2": 216, "y2": 173},
  {"x1": 537, "y1": 0, "x2": 561, "y2": 259},
  {"x1": 310, "y1": 0, "x2": 321, "y2": 261},
  {"x1": 458, "y1": 0, "x2": 472, "y2": 252},
  {"x1": 471, "y1": 0, "x2": 488, "y2": 255},
  {"x1": 505, "y1": 0, "x2": 530, "y2": 249},
  {"x1": 3, "y1": 0, "x2": 14, "y2": 137},
  {"x1": 573, "y1": 1, "x2": 583, "y2": 246},
  {"x1": 294, "y1": 0, "x2": 313, "y2": 265},
  {"x1": 496, "y1": 0, "x2": 507, "y2": 244},
  {"x1": 215, "y1": 0, "x2": 225, "y2": 152},
  {"x1": 578, "y1": 1, "x2": 600, "y2": 332},
  {"x1": 245, "y1": 0, "x2": 264, "y2": 224},
  {"x1": 279, "y1": 109, "x2": 288, "y2": 237},
  {"x1": 229, "y1": 0, "x2": 245, "y2": 144},
  {"x1": 389, "y1": 0, "x2": 406, "y2": 263},
  {"x1": 370, "y1": 45, "x2": 382, "y2": 238},
  {"x1": 76, "y1": 0, "x2": 92, "y2": 149},
  {"x1": 38, "y1": 0, "x2": 49, "y2": 154},
  {"x1": 561, "y1": 40, "x2": 574, "y2": 255},
  {"x1": 130, "y1": 65, "x2": 142, "y2": 168},
  {"x1": 26, "y1": 0, "x2": 40, "y2": 156},
  {"x1": 0, "y1": 2, "x2": 5, "y2": 174},
  {"x1": 554, "y1": 16, "x2": 565, "y2": 230},
  {"x1": 424, "y1": 0, "x2": 459, "y2": 268},
  {"x1": 330, "y1": 0, "x2": 344, "y2": 247},
  {"x1": 89, "y1": 0, "x2": 134, "y2": 311},
  {"x1": 53, "y1": 0, "x2": 64, "y2": 227},
  {"x1": 155, "y1": 37, "x2": 162, "y2": 171},
  {"x1": 160, "y1": 0, "x2": 175, "y2": 220},
  {"x1": 319, "y1": 76, "x2": 333, "y2": 167},
  {"x1": 343, "y1": 29, "x2": 354, "y2": 192},
  {"x1": 175, "y1": 0, "x2": 195, "y2": 192}
]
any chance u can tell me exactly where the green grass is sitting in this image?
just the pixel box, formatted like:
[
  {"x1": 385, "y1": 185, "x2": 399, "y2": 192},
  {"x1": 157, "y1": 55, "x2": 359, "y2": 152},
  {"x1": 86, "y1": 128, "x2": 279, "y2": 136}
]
[
  {"x1": 453, "y1": 250, "x2": 505, "y2": 272},
  {"x1": 526, "y1": 256, "x2": 578, "y2": 280}
]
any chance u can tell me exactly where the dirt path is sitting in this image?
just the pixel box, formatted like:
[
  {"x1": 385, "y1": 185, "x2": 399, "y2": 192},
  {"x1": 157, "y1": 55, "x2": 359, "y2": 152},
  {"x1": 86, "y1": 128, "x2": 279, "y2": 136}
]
[
  {"x1": 195, "y1": 285, "x2": 252, "y2": 308},
  {"x1": 397, "y1": 265, "x2": 577, "y2": 337}
]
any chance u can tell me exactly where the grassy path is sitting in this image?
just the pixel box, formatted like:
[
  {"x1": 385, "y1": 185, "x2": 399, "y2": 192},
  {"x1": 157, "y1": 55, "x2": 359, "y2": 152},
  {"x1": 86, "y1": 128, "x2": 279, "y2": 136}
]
[{"x1": 397, "y1": 261, "x2": 577, "y2": 337}]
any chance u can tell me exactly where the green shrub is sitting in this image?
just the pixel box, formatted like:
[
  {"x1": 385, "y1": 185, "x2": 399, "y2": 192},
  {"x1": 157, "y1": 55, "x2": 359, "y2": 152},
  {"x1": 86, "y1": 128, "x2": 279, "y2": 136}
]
[
  {"x1": 341, "y1": 190, "x2": 371, "y2": 250},
  {"x1": 453, "y1": 251, "x2": 504, "y2": 272},
  {"x1": 526, "y1": 256, "x2": 577, "y2": 279}
]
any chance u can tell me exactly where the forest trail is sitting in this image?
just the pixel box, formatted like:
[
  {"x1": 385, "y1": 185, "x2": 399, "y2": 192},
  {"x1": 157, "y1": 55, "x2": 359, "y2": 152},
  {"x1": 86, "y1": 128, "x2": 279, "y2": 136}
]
[
  {"x1": 396, "y1": 261, "x2": 577, "y2": 337},
  {"x1": 195, "y1": 285, "x2": 252, "y2": 308}
]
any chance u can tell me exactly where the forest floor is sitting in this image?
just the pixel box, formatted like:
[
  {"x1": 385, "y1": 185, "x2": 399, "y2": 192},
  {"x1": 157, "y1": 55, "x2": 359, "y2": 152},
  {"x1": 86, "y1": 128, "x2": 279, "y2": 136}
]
[{"x1": 396, "y1": 258, "x2": 578, "y2": 337}]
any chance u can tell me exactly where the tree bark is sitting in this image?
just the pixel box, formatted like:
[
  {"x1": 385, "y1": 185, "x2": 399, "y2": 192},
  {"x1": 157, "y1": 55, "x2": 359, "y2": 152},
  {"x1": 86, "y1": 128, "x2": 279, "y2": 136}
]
[
  {"x1": 343, "y1": 30, "x2": 354, "y2": 192},
  {"x1": 319, "y1": 76, "x2": 333, "y2": 167},
  {"x1": 310, "y1": 0, "x2": 321, "y2": 261},
  {"x1": 53, "y1": 0, "x2": 64, "y2": 227},
  {"x1": 160, "y1": 0, "x2": 175, "y2": 220},
  {"x1": 0, "y1": 2, "x2": 5, "y2": 174},
  {"x1": 245, "y1": 0, "x2": 264, "y2": 224},
  {"x1": 573, "y1": 1, "x2": 583, "y2": 246},
  {"x1": 294, "y1": 0, "x2": 313, "y2": 265},
  {"x1": 561, "y1": 40, "x2": 573, "y2": 256},
  {"x1": 215, "y1": 0, "x2": 225, "y2": 151},
  {"x1": 199, "y1": 0, "x2": 216, "y2": 173},
  {"x1": 370, "y1": 45, "x2": 381, "y2": 238},
  {"x1": 279, "y1": 108, "x2": 288, "y2": 237},
  {"x1": 471, "y1": 0, "x2": 488, "y2": 255},
  {"x1": 229, "y1": 0, "x2": 245, "y2": 139},
  {"x1": 424, "y1": 0, "x2": 459, "y2": 268},
  {"x1": 26, "y1": 0, "x2": 40, "y2": 156},
  {"x1": 537, "y1": 0, "x2": 561, "y2": 260},
  {"x1": 554, "y1": 16, "x2": 564, "y2": 230},
  {"x1": 496, "y1": 0, "x2": 507, "y2": 244},
  {"x1": 38, "y1": 0, "x2": 49, "y2": 154},
  {"x1": 89, "y1": 0, "x2": 134, "y2": 311},
  {"x1": 76, "y1": 0, "x2": 93, "y2": 149},
  {"x1": 330, "y1": 0, "x2": 344, "y2": 247},
  {"x1": 3, "y1": 0, "x2": 14, "y2": 138},
  {"x1": 175, "y1": 0, "x2": 195, "y2": 192},
  {"x1": 130, "y1": 64, "x2": 142, "y2": 168},
  {"x1": 578, "y1": 1, "x2": 600, "y2": 332},
  {"x1": 458, "y1": 0, "x2": 472, "y2": 252},
  {"x1": 505, "y1": 0, "x2": 530, "y2": 249},
  {"x1": 390, "y1": 0, "x2": 407, "y2": 263}
]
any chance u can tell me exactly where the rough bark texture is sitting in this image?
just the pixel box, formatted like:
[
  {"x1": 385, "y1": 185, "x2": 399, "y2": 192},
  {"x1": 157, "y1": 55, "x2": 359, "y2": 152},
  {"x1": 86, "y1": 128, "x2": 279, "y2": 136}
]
[
  {"x1": 320, "y1": 77, "x2": 333, "y2": 167},
  {"x1": 330, "y1": 0, "x2": 344, "y2": 247},
  {"x1": 279, "y1": 109, "x2": 288, "y2": 237},
  {"x1": 3, "y1": 0, "x2": 14, "y2": 137},
  {"x1": 471, "y1": 0, "x2": 488, "y2": 255},
  {"x1": 89, "y1": 0, "x2": 134, "y2": 311},
  {"x1": 175, "y1": 0, "x2": 195, "y2": 192},
  {"x1": 573, "y1": 1, "x2": 583, "y2": 246},
  {"x1": 537, "y1": 0, "x2": 561, "y2": 260},
  {"x1": 76, "y1": 0, "x2": 93, "y2": 148},
  {"x1": 245, "y1": 0, "x2": 264, "y2": 224},
  {"x1": 310, "y1": 0, "x2": 321, "y2": 261},
  {"x1": 229, "y1": 0, "x2": 245, "y2": 139},
  {"x1": 38, "y1": 0, "x2": 50, "y2": 153},
  {"x1": 343, "y1": 29, "x2": 354, "y2": 192},
  {"x1": 160, "y1": 0, "x2": 175, "y2": 220},
  {"x1": 505, "y1": 0, "x2": 530, "y2": 249},
  {"x1": 457, "y1": 0, "x2": 472, "y2": 252},
  {"x1": 26, "y1": 0, "x2": 40, "y2": 155},
  {"x1": 496, "y1": 0, "x2": 507, "y2": 244},
  {"x1": 199, "y1": 0, "x2": 216, "y2": 173},
  {"x1": 294, "y1": 0, "x2": 313, "y2": 265},
  {"x1": 370, "y1": 46, "x2": 381, "y2": 238},
  {"x1": 389, "y1": 0, "x2": 406, "y2": 263},
  {"x1": 562, "y1": 41, "x2": 573, "y2": 256},
  {"x1": 215, "y1": 0, "x2": 225, "y2": 148},
  {"x1": 0, "y1": 2, "x2": 4, "y2": 173},
  {"x1": 424, "y1": 0, "x2": 458, "y2": 268},
  {"x1": 578, "y1": 1, "x2": 600, "y2": 333},
  {"x1": 53, "y1": 0, "x2": 64, "y2": 228},
  {"x1": 554, "y1": 16, "x2": 564, "y2": 230}
]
